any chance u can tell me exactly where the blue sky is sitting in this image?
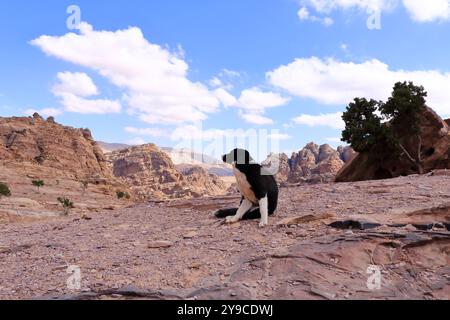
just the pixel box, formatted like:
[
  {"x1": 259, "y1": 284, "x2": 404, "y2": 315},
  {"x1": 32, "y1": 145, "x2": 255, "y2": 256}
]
[{"x1": 1, "y1": 0, "x2": 450, "y2": 159}]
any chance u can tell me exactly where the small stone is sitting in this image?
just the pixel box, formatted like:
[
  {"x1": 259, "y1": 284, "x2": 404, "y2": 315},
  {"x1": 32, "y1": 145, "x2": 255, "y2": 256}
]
[
  {"x1": 147, "y1": 241, "x2": 173, "y2": 249},
  {"x1": 183, "y1": 231, "x2": 198, "y2": 239}
]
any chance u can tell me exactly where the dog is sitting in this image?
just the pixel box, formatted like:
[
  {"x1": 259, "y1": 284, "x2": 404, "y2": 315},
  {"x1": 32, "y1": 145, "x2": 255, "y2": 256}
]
[{"x1": 215, "y1": 149, "x2": 278, "y2": 227}]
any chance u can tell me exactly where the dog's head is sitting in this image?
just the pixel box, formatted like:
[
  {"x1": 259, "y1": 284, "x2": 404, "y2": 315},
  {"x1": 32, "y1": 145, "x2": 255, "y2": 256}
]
[{"x1": 222, "y1": 149, "x2": 253, "y2": 166}]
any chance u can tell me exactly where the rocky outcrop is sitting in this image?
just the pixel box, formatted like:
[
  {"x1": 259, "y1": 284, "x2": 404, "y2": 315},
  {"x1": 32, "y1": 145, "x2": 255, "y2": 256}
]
[
  {"x1": 164, "y1": 148, "x2": 233, "y2": 177},
  {"x1": 182, "y1": 167, "x2": 228, "y2": 198},
  {"x1": 2, "y1": 174, "x2": 449, "y2": 300},
  {"x1": 336, "y1": 107, "x2": 450, "y2": 182},
  {"x1": 264, "y1": 143, "x2": 352, "y2": 184},
  {"x1": 0, "y1": 114, "x2": 129, "y2": 220},
  {"x1": 262, "y1": 153, "x2": 291, "y2": 182},
  {"x1": 106, "y1": 144, "x2": 227, "y2": 200},
  {"x1": 0, "y1": 113, "x2": 112, "y2": 179}
]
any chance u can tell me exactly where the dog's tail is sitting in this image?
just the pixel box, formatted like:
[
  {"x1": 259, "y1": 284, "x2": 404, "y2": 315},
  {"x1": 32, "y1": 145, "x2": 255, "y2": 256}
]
[{"x1": 214, "y1": 208, "x2": 263, "y2": 220}]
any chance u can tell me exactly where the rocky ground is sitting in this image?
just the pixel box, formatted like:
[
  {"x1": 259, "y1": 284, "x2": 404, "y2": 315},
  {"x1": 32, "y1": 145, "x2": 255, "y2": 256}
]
[{"x1": 0, "y1": 174, "x2": 449, "y2": 300}]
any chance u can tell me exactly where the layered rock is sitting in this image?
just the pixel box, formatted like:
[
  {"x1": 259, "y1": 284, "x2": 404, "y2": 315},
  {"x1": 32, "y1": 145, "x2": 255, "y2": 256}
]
[
  {"x1": 0, "y1": 113, "x2": 112, "y2": 179},
  {"x1": 336, "y1": 107, "x2": 450, "y2": 182},
  {"x1": 106, "y1": 144, "x2": 227, "y2": 200},
  {"x1": 264, "y1": 143, "x2": 351, "y2": 184},
  {"x1": 0, "y1": 114, "x2": 129, "y2": 220},
  {"x1": 163, "y1": 148, "x2": 233, "y2": 177}
]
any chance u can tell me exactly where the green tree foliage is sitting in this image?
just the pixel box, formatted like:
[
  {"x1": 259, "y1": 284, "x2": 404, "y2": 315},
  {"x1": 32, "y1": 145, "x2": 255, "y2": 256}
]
[
  {"x1": 342, "y1": 81, "x2": 427, "y2": 174},
  {"x1": 57, "y1": 197, "x2": 74, "y2": 215},
  {"x1": 116, "y1": 191, "x2": 131, "y2": 200},
  {"x1": 32, "y1": 180, "x2": 45, "y2": 192},
  {"x1": 0, "y1": 182, "x2": 11, "y2": 198},
  {"x1": 81, "y1": 180, "x2": 89, "y2": 195}
]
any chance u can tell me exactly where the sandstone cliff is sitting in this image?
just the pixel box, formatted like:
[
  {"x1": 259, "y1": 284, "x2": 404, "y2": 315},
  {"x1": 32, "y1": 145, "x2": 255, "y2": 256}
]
[
  {"x1": 106, "y1": 144, "x2": 227, "y2": 200},
  {"x1": 0, "y1": 113, "x2": 129, "y2": 221},
  {"x1": 264, "y1": 143, "x2": 355, "y2": 184},
  {"x1": 336, "y1": 107, "x2": 450, "y2": 182}
]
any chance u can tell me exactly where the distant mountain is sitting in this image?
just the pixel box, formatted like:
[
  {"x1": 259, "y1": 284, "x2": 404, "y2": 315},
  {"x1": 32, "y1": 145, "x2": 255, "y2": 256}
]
[
  {"x1": 263, "y1": 143, "x2": 356, "y2": 184},
  {"x1": 161, "y1": 147, "x2": 233, "y2": 177},
  {"x1": 105, "y1": 144, "x2": 227, "y2": 200},
  {"x1": 98, "y1": 141, "x2": 130, "y2": 153}
]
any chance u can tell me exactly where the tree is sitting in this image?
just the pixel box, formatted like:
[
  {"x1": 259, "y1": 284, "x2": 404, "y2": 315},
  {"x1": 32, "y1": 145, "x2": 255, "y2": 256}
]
[
  {"x1": 0, "y1": 182, "x2": 11, "y2": 199},
  {"x1": 81, "y1": 180, "x2": 89, "y2": 195},
  {"x1": 116, "y1": 191, "x2": 130, "y2": 200},
  {"x1": 32, "y1": 180, "x2": 45, "y2": 193},
  {"x1": 342, "y1": 81, "x2": 427, "y2": 174},
  {"x1": 341, "y1": 98, "x2": 387, "y2": 154},
  {"x1": 57, "y1": 197, "x2": 74, "y2": 216},
  {"x1": 380, "y1": 82, "x2": 427, "y2": 174}
]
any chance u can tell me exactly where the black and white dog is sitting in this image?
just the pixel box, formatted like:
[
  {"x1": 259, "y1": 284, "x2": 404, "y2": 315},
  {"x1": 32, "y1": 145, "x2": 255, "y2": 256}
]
[{"x1": 215, "y1": 149, "x2": 278, "y2": 227}]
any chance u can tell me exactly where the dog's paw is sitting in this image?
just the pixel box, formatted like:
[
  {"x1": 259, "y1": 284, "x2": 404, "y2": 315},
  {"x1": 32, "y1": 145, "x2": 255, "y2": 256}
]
[
  {"x1": 226, "y1": 216, "x2": 239, "y2": 224},
  {"x1": 259, "y1": 221, "x2": 268, "y2": 228}
]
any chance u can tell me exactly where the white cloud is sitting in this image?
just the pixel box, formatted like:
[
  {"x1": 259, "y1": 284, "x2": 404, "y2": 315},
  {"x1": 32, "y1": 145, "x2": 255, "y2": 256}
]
[
  {"x1": 58, "y1": 94, "x2": 121, "y2": 114},
  {"x1": 125, "y1": 126, "x2": 169, "y2": 138},
  {"x1": 24, "y1": 108, "x2": 63, "y2": 117},
  {"x1": 209, "y1": 77, "x2": 223, "y2": 88},
  {"x1": 214, "y1": 88, "x2": 237, "y2": 107},
  {"x1": 239, "y1": 112, "x2": 274, "y2": 125},
  {"x1": 294, "y1": 112, "x2": 345, "y2": 130},
  {"x1": 402, "y1": 0, "x2": 450, "y2": 22},
  {"x1": 31, "y1": 22, "x2": 223, "y2": 124},
  {"x1": 52, "y1": 72, "x2": 98, "y2": 97},
  {"x1": 220, "y1": 69, "x2": 241, "y2": 78},
  {"x1": 300, "y1": 0, "x2": 450, "y2": 23},
  {"x1": 268, "y1": 133, "x2": 292, "y2": 141},
  {"x1": 298, "y1": 6, "x2": 310, "y2": 19},
  {"x1": 128, "y1": 137, "x2": 147, "y2": 145},
  {"x1": 298, "y1": 6, "x2": 334, "y2": 25},
  {"x1": 268, "y1": 57, "x2": 450, "y2": 116},
  {"x1": 236, "y1": 87, "x2": 290, "y2": 112},
  {"x1": 304, "y1": 0, "x2": 397, "y2": 12},
  {"x1": 171, "y1": 125, "x2": 242, "y2": 141},
  {"x1": 51, "y1": 71, "x2": 121, "y2": 114},
  {"x1": 326, "y1": 137, "x2": 343, "y2": 143}
]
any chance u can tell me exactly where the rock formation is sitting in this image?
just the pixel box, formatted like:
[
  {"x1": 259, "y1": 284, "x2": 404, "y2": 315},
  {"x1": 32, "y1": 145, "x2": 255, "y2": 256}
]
[
  {"x1": 0, "y1": 114, "x2": 129, "y2": 220},
  {"x1": 2, "y1": 174, "x2": 449, "y2": 300},
  {"x1": 163, "y1": 148, "x2": 233, "y2": 177},
  {"x1": 0, "y1": 113, "x2": 112, "y2": 179},
  {"x1": 336, "y1": 107, "x2": 450, "y2": 182},
  {"x1": 106, "y1": 144, "x2": 227, "y2": 200},
  {"x1": 264, "y1": 143, "x2": 353, "y2": 184}
]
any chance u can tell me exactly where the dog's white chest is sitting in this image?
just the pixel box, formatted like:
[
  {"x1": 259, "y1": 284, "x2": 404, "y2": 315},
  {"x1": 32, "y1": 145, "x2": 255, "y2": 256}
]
[{"x1": 233, "y1": 167, "x2": 258, "y2": 204}]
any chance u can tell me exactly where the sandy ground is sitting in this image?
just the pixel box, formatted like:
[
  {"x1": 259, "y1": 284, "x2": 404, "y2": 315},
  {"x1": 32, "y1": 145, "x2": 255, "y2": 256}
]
[{"x1": 0, "y1": 175, "x2": 449, "y2": 300}]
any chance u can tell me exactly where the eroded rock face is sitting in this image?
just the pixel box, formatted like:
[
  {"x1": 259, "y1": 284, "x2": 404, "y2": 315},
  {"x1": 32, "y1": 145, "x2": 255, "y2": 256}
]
[
  {"x1": 0, "y1": 114, "x2": 129, "y2": 220},
  {"x1": 262, "y1": 153, "x2": 291, "y2": 182},
  {"x1": 264, "y1": 143, "x2": 351, "y2": 184},
  {"x1": 106, "y1": 144, "x2": 227, "y2": 200},
  {"x1": 336, "y1": 107, "x2": 450, "y2": 182},
  {"x1": 183, "y1": 167, "x2": 227, "y2": 198},
  {"x1": 0, "y1": 114, "x2": 111, "y2": 179}
]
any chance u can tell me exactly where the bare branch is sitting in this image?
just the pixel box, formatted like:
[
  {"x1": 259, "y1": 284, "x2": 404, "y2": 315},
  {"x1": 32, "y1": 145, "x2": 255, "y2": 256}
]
[{"x1": 398, "y1": 143, "x2": 416, "y2": 165}]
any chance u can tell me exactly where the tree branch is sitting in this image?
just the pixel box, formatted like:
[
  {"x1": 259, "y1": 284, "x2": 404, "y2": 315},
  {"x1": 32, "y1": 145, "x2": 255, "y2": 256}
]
[{"x1": 398, "y1": 143, "x2": 416, "y2": 165}]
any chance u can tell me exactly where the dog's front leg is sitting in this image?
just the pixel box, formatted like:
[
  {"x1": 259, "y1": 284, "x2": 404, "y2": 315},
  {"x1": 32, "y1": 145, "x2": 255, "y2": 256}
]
[
  {"x1": 226, "y1": 199, "x2": 253, "y2": 224},
  {"x1": 258, "y1": 196, "x2": 269, "y2": 227}
]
